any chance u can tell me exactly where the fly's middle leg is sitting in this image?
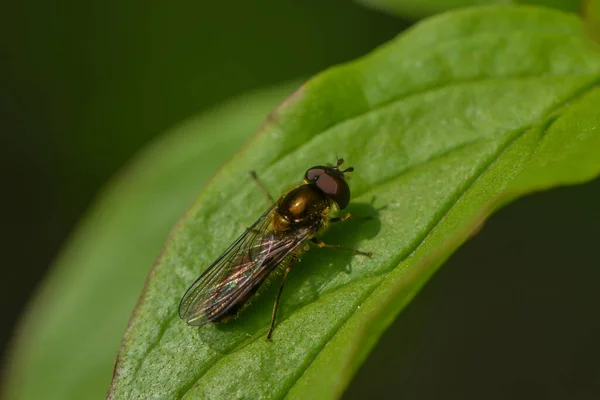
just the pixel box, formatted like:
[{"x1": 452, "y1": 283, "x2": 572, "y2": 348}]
[
  {"x1": 311, "y1": 238, "x2": 372, "y2": 258},
  {"x1": 250, "y1": 170, "x2": 274, "y2": 204},
  {"x1": 330, "y1": 213, "x2": 372, "y2": 223},
  {"x1": 266, "y1": 257, "x2": 296, "y2": 341}
]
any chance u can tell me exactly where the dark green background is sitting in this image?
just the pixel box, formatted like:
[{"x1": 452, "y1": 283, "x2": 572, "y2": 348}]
[{"x1": 2, "y1": 1, "x2": 599, "y2": 398}]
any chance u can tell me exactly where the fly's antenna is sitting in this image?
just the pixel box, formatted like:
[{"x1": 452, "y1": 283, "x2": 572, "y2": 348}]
[{"x1": 336, "y1": 157, "x2": 352, "y2": 174}]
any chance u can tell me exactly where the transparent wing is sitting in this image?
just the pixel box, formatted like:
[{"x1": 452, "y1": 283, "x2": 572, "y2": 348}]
[{"x1": 178, "y1": 205, "x2": 310, "y2": 326}]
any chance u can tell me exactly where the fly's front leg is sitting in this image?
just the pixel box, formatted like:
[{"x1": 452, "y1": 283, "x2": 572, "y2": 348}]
[
  {"x1": 330, "y1": 213, "x2": 372, "y2": 223},
  {"x1": 311, "y1": 238, "x2": 372, "y2": 258},
  {"x1": 250, "y1": 170, "x2": 274, "y2": 204}
]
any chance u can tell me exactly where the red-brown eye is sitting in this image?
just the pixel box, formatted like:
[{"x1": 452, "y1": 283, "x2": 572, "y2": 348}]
[
  {"x1": 305, "y1": 167, "x2": 327, "y2": 182},
  {"x1": 304, "y1": 163, "x2": 353, "y2": 209},
  {"x1": 315, "y1": 173, "x2": 350, "y2": 209}
]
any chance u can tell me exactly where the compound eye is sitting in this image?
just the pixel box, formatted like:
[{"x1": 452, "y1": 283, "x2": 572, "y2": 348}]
[
  {"x1": 315, "y1": 173, "x2": 351, "y2": 210},
  {"x1": 305, "y1": 167, "x2": 327, "y2": 182}
]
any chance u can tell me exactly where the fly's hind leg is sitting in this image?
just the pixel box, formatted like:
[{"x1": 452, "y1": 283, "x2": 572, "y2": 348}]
[
  {"x1": 250, "y1": 170, "x2": 274, "y2": 204},
  {"x1": 266, "y1": 257, "x2": 296, "y2": 341},
  {"x1": 330, "y1": 213, "x2": 372, "y2": 223},
  {"x1": 311, "y1": 238, "x2": 372, "y2": 258}
]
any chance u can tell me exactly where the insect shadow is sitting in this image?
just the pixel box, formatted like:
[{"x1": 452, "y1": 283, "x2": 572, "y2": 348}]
[{"x1": 196, "y1": 199, "x2": 382, "y2": 353}]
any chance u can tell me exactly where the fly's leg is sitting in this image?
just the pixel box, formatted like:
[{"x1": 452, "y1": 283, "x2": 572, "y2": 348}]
[
  {"x1": 330, "y1": 213, "x2": 372, "y2": 223},
  {"x1": 311, "y1": 238, "x2": 372, "y2": 258},
  {"x1": 250, "y1": 170, "x2": 274, "y2": 204},
  {"x1": 266, "y1": 258, "x2": 296, "y2": 341}
]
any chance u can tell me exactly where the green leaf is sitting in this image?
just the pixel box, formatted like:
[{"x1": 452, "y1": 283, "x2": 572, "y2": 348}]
[
  {"x1": 357, "y1": 0, "x2": 583, "y2": 20},
  {"x1": 3, "y1": 82, "x2": 300, "y2": 400},
  {"x1": 110, "y1": 6, "x2": 600, "y2": 399}
]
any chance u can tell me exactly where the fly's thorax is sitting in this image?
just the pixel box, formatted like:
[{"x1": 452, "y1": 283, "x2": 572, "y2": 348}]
[{"x1": 274, "y1": 184, "x2": 330, "y2": 232}]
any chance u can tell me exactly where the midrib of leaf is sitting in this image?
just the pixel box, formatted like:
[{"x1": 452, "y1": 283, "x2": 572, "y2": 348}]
[{"x1": 179, "y1": 79, "x2": 597, "y2": 398}]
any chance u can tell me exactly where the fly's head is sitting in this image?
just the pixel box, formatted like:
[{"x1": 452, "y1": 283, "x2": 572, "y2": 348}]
[{"x1": 304, "y1": 158, "x2": 353, "y2": 210}]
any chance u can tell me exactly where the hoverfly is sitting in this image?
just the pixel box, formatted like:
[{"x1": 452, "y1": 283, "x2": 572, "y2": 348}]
[{"x1": 178, "y1": 158, "x2": 371, "y2": 340}]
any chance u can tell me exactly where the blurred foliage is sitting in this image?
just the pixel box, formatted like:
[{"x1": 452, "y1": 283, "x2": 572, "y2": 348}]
[
  {"x1": 0, "y1": 1, "x2": 404, "y2": 271},
  {"x1": 1, "y1": 1, "x2": 403, "y2": 187},
  {"x1": 3, "y1": 83, "x2": 300, "y2": 400},
  {"x1": 358, "y1": 0, "x2": 582, "y2": 19}
]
